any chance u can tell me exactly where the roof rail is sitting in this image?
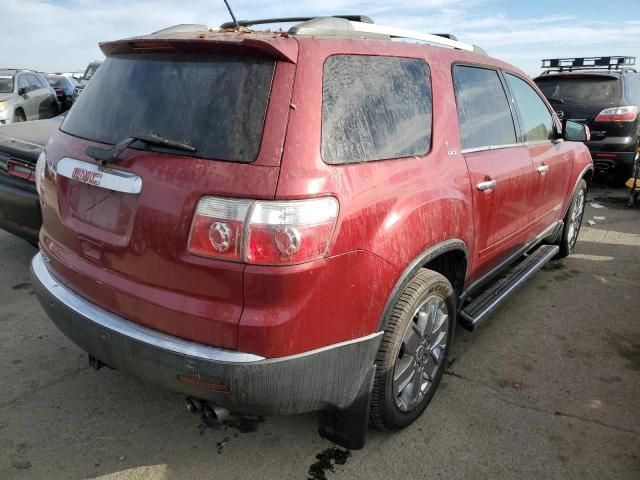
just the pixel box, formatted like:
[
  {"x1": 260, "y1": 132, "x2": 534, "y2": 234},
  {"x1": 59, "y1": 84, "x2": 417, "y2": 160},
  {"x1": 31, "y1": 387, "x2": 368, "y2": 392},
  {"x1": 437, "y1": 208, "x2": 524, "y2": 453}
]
[
  {"x1": 289, "y1": 18, "x2": 475, "y2": 52},
  {"x1": 220, "y1": 15, "x2": 373, "y2": 29},
  {"x1": 541, "y1": 56, "x2": 636, "y2": 73}
]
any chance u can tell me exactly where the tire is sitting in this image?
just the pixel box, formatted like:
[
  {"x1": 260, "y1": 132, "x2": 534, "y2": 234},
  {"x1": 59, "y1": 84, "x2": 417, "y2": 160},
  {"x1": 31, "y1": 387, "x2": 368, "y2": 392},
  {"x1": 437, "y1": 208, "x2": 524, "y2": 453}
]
[
  {"x1": 13, "y1": 110, "x2": 26, "y2": 122},
  {"x1": 370, "y1": 269, "x2": 455, "y2": 430},
  {"x1": 557, "y1": 179, "x2": 587, "y2": 258}
]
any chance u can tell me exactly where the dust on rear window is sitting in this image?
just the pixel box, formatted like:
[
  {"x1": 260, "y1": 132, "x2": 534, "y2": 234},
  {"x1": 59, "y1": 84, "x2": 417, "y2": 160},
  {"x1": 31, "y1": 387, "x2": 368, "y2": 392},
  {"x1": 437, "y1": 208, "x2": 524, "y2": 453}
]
[
  {"x1": 62, "y1": 53, "x2": 276, "y2": 162},
  {"x1": 535, "y1": 76, "x2": 621, "y2": 105}
]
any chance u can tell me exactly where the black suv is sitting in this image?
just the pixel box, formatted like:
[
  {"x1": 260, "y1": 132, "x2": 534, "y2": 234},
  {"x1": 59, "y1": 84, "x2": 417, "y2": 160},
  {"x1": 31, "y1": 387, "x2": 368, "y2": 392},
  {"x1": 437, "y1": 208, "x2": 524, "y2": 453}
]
[{"x1": 534, "y1": 56, "x2": 640, "y2": 182}]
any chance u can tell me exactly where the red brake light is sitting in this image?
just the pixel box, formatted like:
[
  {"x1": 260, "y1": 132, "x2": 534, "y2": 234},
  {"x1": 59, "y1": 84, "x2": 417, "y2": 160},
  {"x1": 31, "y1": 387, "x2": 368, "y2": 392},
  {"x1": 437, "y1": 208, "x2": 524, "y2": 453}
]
[
  {"x1": 246, "y1": 198, "x2": 339, "y2": 265},
  {"x1": 187, "y1": 197, "x2": 339, "y2": 265},
  {"x1": 594, "y1": 106, "x2": 638, "y2": 122},
  {"x1": 187, "y1": 198, "x2": 252, "y2": 261},
  {"x1": 7, "y1": 159, "x2": 35, "y2": 182}
]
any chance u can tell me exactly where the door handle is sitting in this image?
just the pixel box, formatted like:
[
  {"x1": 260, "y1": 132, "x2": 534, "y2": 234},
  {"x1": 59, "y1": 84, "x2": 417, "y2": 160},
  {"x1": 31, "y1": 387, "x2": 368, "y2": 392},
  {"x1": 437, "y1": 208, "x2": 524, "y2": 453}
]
[
  {"x1": 537, "y1": 165, "x2": 549, "y2": 174},
  {"x1": 477, "y1": 180, "x2": 497, "y2": 191}
]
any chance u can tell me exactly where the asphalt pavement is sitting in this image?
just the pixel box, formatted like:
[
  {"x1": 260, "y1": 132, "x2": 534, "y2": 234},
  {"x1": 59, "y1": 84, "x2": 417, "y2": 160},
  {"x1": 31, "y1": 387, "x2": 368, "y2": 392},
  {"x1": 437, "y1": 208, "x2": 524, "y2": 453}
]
[{"x1": 1, "y1": 184, "x2": 638, "y2": 480}]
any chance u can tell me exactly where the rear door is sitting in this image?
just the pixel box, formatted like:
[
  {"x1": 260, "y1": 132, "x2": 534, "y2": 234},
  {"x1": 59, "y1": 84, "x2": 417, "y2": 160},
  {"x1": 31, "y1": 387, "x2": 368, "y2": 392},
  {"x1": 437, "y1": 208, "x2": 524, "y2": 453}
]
[
  {"x1": 504, "y1": 73, "x2": 573, "y2": 229},
  {"x1": 40, "y1": 49, "x2": 295, "y2": 349},
  {"x1": 453, "y1": 65, "x2": 537, "y2": 280}
]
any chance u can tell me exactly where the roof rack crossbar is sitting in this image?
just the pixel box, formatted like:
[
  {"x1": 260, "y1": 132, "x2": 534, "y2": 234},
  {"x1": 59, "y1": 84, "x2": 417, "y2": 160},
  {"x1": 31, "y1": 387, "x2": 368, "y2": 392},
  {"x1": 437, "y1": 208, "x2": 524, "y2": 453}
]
[
  {"x1": 541, "y1": 56, "x2": 636, "y2": 73},
  {"x1": 220, "y1": 15, "x2": 374, "y2": 29}
]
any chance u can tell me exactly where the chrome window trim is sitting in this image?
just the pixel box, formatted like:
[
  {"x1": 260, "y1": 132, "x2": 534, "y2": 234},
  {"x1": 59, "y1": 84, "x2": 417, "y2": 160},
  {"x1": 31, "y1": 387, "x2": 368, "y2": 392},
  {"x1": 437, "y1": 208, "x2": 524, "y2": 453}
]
[
  {"x1": 461, "y1": 143, "x2": 522, "y2": 154},
  {"x1": 461, "y1": 139, "x2": 560, "y2": 154}
]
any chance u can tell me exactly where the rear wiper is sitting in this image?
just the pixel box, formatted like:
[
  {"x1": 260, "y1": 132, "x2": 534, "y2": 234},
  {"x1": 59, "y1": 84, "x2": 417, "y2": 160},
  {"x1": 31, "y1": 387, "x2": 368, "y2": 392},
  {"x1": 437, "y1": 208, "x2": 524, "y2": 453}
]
[
  {"x1": 85, "y1": 134, "x2": 196, "y2": 165},
  {"x1": 548, "y1": 97, "x2": 565, "y2": 105}
]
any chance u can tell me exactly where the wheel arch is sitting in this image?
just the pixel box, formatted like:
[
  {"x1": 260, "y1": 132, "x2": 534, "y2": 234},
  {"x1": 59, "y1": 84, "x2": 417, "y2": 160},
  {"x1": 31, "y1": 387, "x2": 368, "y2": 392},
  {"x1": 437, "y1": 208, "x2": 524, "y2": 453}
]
[
  {"x1": 377, "y1": 239, "x2": 468, "y2": 331},
  {"x1": 563, "y1": 164, "x2": 593, "y2": 219}
]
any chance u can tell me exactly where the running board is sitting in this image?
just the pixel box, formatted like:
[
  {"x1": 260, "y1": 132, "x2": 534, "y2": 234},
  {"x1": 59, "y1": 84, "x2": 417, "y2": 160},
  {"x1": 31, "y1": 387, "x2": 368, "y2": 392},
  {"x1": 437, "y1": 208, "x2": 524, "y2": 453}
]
[{"x1": 460, "y1": 245, "x2": 559, "y2": 331}]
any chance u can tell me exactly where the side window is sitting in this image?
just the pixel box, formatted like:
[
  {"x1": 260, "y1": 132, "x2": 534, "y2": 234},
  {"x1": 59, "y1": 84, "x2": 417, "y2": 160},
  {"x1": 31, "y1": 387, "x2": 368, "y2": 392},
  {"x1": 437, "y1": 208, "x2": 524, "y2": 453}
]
[
  {"x1": 505, "y1": 73, "x2": 555, "y2": 142},
  {"x1": 26, "y1": 74, "x2": 40, "y2": 92},
  {"x1": 17, "y1": 75, "x2": 29, "y2": 93},
  {"x1": 322, "y1": 55, "x2": 432, "y2": 165},
  {"x1": 36, "y1": 75, "x2": 49, "y2": 89},
  {"x1": 453, "y1": 65, "x2": 517, "y2": 150},
  {"x1": 625, "y1": 75, "x2": 640, "y2": 104}
]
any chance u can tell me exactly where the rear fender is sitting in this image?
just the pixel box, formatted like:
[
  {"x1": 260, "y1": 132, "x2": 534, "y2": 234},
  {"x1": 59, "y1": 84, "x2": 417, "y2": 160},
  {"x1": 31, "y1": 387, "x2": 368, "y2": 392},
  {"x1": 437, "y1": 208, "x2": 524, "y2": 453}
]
[{"x1": 376, "y1": 239, "x2": 468, "y2": 331}]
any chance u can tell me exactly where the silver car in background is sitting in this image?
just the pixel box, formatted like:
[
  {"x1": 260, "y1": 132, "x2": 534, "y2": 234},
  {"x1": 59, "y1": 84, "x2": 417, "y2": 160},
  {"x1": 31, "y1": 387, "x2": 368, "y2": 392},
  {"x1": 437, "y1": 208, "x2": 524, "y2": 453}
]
[{"x1": 0, "y1": 69, "x2": 60, "y2": 124}]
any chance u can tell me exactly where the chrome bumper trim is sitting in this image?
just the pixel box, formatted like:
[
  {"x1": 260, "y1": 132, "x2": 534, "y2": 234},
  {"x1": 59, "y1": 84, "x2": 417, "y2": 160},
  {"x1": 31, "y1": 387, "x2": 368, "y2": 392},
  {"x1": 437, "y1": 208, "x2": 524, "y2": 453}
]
[{"x1": 31, "y1": 252, "x2": 265, "y2": 363}]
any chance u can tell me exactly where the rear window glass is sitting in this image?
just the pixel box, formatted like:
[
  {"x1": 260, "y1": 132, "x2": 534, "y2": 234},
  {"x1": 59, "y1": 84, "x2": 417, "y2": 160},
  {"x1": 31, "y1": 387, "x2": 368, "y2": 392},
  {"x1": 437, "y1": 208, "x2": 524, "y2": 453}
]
[
  {"x1": 535, "y1": 76, "x2": 621, "y2": 104},
  {"x1": 47, "y1": 77, "x2": 65, "y2": 88},
  {"x1": 62, "y1": 54, "x2": 276, "y2": 162},
  {"x1": 453, "y1": 65, "x2": 516, "y2": 150},
  {"x1": 322, "y1": 55, "x2": 432, "y2": 165}
]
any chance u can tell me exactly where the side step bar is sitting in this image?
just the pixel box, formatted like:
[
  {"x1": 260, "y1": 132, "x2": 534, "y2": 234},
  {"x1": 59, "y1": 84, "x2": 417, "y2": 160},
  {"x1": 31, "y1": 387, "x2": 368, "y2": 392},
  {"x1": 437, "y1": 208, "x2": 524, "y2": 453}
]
[{"x1": 460, "y1": 244, "x2": 559, "y2": 331}]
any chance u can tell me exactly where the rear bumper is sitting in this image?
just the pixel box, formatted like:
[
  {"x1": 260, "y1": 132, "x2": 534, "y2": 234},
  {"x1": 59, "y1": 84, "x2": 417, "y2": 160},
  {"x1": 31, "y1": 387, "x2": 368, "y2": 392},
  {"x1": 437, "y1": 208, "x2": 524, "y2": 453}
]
[
  {"x1": 31, "y1": 252, "x2": 381, "y2": 415},
  {"x1": 587, "y1": 150, "x2": 636, "y2": 173},
  {"x1": 0, "y1": 176, "x2": 41, "y2": 243}
]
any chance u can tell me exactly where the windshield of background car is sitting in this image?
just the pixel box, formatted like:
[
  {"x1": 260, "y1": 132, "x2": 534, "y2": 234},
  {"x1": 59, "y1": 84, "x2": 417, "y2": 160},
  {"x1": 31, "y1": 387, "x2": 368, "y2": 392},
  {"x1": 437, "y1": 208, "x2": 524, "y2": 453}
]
[
  {"x1": 0, "y1": 74, "x2": 14, "y2": 93},
  {"x1": 62, "y1": 53, "x2": 276, "y2": 162},
  {"x1": 535, "y1": 75, "x2": 621, "y2": 104}
]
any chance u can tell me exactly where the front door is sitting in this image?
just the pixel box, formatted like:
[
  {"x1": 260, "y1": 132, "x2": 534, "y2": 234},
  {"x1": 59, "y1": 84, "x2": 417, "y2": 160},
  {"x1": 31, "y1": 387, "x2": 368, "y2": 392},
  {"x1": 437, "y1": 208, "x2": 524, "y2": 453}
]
[
  {"x1": 504, "y1": 73, "x2": 573, "y2": 230},
  {"x1": 453, "y1": 65, "x2": 537, "y2": 281}
]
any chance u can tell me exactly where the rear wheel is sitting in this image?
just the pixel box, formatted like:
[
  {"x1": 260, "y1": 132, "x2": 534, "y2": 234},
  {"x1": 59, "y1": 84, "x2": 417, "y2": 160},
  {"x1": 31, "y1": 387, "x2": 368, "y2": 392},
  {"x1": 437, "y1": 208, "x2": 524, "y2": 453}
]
[
  {"x1": 557, "y1": 179, "x2": 587, "y2": 258},
  {"x1": 370, "y1": 269, "x2": 455, "y2": 430}
]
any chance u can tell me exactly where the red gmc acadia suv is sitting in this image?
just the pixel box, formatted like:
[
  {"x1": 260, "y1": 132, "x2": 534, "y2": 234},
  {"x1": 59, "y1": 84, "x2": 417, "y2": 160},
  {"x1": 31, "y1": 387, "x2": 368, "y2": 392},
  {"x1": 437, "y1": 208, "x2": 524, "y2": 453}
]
[{"x1": 31, "y1": 16, "x2": 593, "y2": 448}]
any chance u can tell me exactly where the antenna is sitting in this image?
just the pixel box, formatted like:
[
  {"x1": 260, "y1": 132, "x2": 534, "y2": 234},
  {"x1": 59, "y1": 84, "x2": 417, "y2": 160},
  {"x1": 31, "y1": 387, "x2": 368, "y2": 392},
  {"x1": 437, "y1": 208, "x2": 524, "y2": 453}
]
[{"x1": 223, "y1": 0, "x2": 240, "y2": 29}]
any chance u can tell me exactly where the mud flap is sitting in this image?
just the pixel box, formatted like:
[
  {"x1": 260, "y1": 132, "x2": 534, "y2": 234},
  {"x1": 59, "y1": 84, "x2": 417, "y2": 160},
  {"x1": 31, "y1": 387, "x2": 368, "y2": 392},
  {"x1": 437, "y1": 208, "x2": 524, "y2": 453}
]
[{"x1": 318, "y1": 364, "x2": 375, "y2": 450}]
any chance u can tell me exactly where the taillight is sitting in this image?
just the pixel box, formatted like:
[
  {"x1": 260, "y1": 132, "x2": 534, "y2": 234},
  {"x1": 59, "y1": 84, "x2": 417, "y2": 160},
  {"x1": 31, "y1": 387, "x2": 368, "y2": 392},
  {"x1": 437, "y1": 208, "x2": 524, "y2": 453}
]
[
  {"x1": 35, "y1": 151, "x2": 56, "y2": 204},
  {"x1": 7, "y1": 159, "x2": 35, "y2": 182},
  {"x1": 187, "y1": 197, "x2": 252, "y2": 261},
  {"x1": 594, "y1": 106, "x2": 638, "y2": 122},
  {"x1": 35, "y1": 151, "x2": 46, "y2": 195},
  {"x1": 187, "y1": 197, "x2": 339, "y2": 266}
]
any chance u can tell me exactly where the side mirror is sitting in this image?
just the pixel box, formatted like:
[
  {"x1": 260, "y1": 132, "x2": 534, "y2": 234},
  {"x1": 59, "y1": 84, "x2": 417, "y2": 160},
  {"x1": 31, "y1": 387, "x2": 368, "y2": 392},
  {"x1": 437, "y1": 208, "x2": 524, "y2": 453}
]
[
  {"x1": 18, "y1": 87, "x2": 27, "y2": 96},
  {"x1": 563, "y1": 120, "x2": 590, "y2": 142}
]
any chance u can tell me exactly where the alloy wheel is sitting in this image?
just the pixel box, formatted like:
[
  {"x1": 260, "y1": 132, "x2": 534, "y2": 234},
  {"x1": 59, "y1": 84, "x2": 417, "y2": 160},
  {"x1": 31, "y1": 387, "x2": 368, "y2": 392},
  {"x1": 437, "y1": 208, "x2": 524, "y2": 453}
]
[
  {"x1": 393, "y1": 295, "x2": 449, "y2": 412},
  {"x1": 567, "y1": 189, "x2": 585, "y2": 249}
]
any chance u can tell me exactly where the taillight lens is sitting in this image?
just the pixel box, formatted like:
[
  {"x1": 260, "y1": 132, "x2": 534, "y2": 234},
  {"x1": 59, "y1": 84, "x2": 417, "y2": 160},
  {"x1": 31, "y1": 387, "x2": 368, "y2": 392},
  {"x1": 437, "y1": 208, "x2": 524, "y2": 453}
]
[
  {"x1": 35, "y1": 151, "x2": 56, "y2": 205},
  {"x1": 595, "y1": 106, "x2": 638, "y2": 122},
  {"x1": 187, "y1": 196, "x2": 339, "y2": 266},
  {"x1": 187, "y1": 197, "x2": 252, "y2": 261},
  {"x1": 246, "y1": 198, "x2": 339, "y2": 265}
]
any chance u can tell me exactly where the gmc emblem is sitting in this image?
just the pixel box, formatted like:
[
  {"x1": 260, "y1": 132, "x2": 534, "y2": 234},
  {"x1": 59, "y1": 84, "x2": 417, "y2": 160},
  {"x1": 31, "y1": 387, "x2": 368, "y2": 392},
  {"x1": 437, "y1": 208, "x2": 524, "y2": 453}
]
[{"x1": 72, "y1": 167, "x2": 103, "y2": 186}]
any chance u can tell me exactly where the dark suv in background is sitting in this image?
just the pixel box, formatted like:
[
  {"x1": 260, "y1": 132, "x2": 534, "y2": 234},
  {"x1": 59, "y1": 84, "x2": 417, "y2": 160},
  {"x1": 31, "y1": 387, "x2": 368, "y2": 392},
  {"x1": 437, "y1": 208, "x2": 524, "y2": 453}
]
[{"x1": 535, "y1": 56, "x2": 640, "y2": 183}]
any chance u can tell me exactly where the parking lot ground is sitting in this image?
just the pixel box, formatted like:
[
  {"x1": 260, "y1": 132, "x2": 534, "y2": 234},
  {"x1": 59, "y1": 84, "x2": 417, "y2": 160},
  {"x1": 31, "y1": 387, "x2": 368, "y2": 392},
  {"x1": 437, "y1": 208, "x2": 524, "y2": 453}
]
[{"x1": 0, "y1": 184, "x2": 639, "y2": 480}]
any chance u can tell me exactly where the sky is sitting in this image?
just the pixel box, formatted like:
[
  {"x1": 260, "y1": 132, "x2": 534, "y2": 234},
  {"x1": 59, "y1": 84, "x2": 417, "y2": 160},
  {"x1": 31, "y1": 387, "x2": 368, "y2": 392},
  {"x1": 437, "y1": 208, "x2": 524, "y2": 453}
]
[{"x1": 1, "y1": 0, "x2": 639, "y2": 76}]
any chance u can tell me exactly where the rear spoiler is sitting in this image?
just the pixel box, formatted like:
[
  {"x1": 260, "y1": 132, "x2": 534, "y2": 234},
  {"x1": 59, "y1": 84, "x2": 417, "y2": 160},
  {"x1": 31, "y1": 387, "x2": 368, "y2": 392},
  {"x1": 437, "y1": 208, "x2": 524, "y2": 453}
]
[{"x1": 99, "y1": 36, "x2": 299, "y2": 64}]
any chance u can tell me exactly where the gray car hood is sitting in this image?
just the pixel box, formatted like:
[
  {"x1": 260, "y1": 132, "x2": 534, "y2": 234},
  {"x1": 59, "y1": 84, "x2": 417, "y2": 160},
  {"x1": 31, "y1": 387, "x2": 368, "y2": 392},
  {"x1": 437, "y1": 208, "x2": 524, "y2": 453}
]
[{"x1": 0, "y1": 115, "x2": 64, "y2": 163}]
